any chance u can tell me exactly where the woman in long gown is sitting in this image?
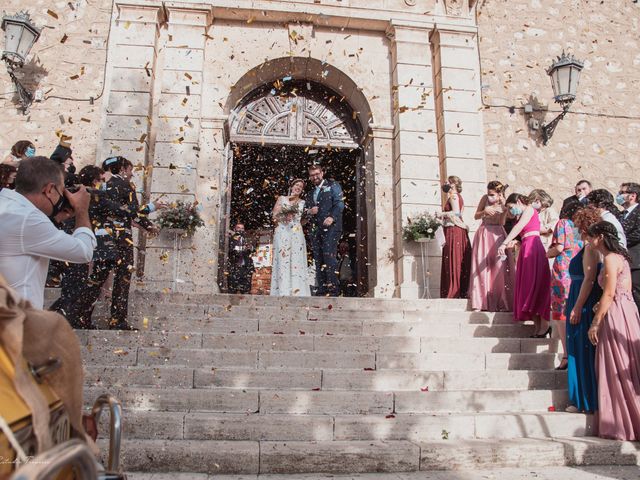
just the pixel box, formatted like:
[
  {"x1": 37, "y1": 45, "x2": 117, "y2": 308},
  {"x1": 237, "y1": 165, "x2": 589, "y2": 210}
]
[
  {"x1": 270, "y1": 179, "x2": 311, "y2": 297},
  {"x1": 498, "y1": 194, "x2": 551, "y2": 337},
  {"x1": 547, "y1": 198, "x2": 584, "y2": 370},
  {"x1": 440, "y1": 176, "x2": 472, "y2": 299},
  {"x1": 469, "y1": 180, "x2": 514, "y2": 311},
  {"x1": 565, "y1": 206, "x2": 603, "y2": 412},
  {"x1": 586, "y1": 221, "x2": 640, "y2": 440}
]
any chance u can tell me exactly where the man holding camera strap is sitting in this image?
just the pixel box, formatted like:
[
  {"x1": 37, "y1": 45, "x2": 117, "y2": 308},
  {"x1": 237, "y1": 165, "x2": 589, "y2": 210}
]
[{"x1": 0, "y1": 157, "x2": 96, "y2": 309}]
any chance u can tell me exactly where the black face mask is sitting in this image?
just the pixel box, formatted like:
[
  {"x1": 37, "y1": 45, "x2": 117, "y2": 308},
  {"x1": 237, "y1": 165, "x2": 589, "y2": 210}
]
[
  {"x1": 47, "y1": 186, "x2": 66, "y2": 222},
  {"x1": 67, "y1": 164, "x2": 76, "y2": 175},
  {"x1": 442, "y1": 184, "x2": 452, "y2": 193}
]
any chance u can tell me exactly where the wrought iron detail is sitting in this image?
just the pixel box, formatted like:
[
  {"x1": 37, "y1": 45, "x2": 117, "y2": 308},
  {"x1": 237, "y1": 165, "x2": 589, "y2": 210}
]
[{"x1": 541, "y1": 108, "x2": 568, "y2": 145}]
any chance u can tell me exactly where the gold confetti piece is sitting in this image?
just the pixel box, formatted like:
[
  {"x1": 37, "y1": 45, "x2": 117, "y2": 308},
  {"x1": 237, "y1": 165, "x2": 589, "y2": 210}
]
[
  {"x1": 139, "y1": 133, "x2": 147, "y2": 143},
  {"x1": 60, "y1": 34, "x2": 68, "y2": 43},
  {"x1": 143, "y1": 317, "x2": 149, "y2": 328},
  {"x1": 80, "y1": 118, "x2": 91, "y2": 123},
  {"x1": 184, "y1": 72, "x2": 192, "y2": 80},
  {"x1": 70, "y1": 75, "x2": 79, "y2": 80},
  {"x1": 247, "y1": 17, "x2": 254, "y2": 24},
  {"x1": 124, "y1": 21, "x2": 131, "y2": 29},
  {"x1": 47, "y1": 9, "x2": 59, "y2": 19}
]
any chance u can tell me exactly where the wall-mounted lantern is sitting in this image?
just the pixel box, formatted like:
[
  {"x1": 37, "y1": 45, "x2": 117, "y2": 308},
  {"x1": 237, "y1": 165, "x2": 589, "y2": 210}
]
[
  {"x1": 541, "y1": 52, "x2": 584, "y2": 144},
  {"x1": 2, "y1": 12, "x2": 42, "y2": 113}
]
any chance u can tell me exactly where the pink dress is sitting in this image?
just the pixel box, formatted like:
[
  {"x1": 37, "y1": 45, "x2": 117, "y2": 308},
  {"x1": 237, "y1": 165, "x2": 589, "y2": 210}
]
[
  {"x1": 469, "y1": 202, "x2": 514, "y2": 311},
  {"x1": 596, "y1": 257, "x2": 640, "y2": 441},
  {"x1": 514, "y1": 209, "x2": 551, "y2": 321}
]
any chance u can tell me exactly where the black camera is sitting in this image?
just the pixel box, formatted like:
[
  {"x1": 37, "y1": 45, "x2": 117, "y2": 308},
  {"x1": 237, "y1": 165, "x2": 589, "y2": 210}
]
[{"x1": 442, "y1": 184, "x2": 452, "y2": 193}]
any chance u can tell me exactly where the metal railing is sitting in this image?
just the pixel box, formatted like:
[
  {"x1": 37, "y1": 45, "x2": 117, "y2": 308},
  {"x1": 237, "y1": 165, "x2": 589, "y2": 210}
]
[{"x1": 91, "y1": 394, "x2": 123, "y2": 473}]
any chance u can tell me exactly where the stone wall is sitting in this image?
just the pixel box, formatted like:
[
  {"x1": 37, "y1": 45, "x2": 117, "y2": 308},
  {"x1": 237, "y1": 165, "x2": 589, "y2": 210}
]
[
  {"x1": 0, "y1": 0, "x2": 112, "y2": 163},
  {"x1": 478, "y1": 0, "x2": 640, "y2": 205}
]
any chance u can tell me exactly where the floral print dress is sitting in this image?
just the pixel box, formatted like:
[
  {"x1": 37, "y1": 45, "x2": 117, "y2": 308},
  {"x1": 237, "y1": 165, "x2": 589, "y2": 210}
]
[{"x1": 550, "y1": 219, "x2": 583, "y2": 321}]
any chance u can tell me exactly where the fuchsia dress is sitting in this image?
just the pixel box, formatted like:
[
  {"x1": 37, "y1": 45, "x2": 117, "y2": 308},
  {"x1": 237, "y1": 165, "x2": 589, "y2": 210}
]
[
  {"x1": 596, "y1": 257, "x2": 640, "y2": 441},
  {"x1": 514, "y1": 209, "x2": 551, "y2": 321}
]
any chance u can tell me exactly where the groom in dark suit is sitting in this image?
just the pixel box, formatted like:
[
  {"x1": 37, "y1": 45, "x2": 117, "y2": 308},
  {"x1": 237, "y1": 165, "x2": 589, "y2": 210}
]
[
  {"x1": 305, "y1": 164, "x2": 344, "y2": 296},
  {"x1": 619, "y1": 182, "x2": 640, "y2": 310}
]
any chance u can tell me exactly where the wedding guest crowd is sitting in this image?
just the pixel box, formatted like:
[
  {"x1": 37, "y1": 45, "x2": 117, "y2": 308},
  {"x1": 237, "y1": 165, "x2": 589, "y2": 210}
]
[
  {"x1": 1, "y1": 139, "x2": 164, "y2": 331},
  {"x1": 441, "y1": 176, "x2": 640, "y2": 441}
]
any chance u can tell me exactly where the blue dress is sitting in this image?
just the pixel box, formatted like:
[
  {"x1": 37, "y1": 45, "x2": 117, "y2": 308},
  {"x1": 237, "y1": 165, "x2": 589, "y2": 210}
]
[{"x1": 565, "y1": 248, "x2": 602, "y2": 412}]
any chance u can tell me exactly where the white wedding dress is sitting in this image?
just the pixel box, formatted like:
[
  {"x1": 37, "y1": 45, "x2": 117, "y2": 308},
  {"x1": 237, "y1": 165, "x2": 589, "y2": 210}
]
[{"x1": 270, "y1": 197, "x2": 311, "y2": 297}]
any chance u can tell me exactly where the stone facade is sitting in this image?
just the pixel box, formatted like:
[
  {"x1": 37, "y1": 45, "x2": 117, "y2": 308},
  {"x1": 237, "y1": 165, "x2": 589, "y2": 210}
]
[
  {"x1": 2, "y1": 0, "x2": 639, "y2": 298},
  {"x1": 480, "y1": 0, "x2": 640, "y2": 200}
]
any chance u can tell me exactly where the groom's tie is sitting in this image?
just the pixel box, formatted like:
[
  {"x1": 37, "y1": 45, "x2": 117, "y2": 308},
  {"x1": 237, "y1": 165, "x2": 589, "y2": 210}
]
[{"x1": 313, "y1": 185, "x2": 320, "y2": 204}]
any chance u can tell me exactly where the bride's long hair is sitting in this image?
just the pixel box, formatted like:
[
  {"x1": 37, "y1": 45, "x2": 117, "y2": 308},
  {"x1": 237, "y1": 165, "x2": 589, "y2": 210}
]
[{"x1": 288, "y1": 178, "x2": 305, "y2": 197}]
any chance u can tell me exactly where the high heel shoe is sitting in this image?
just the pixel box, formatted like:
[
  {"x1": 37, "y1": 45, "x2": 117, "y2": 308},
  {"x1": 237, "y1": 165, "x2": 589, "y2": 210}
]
[
  {"x1": 555, "y1": 356, "x2": 568, "y2": 371},
  {"x1": 530, "y1": 326, "x2": 552, "y2": 338}
]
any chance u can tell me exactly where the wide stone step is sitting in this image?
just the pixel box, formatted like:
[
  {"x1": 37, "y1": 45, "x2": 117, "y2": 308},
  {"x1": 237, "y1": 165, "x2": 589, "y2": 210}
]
[
  {"x1": 83, "y1": 347, "x2": 565, "y2": 370},
  {"x1": 101, "y1": 437, "x2": 640, "y2": 474},
  {"x1": 109, "y1": 410, "x2": 595, "y2": 442},
  {"x1": 378, "y1": 352, "x2": 563, "y2": 370},
  {"x1": 128, "y1": 291, "x2": 470, "y2": 312},
  {"x1": 84, "y1": 366, "x2": 566, "y2": 390},
  {"x1": 84, "y1": 387, "x2": 568, "y2": 414}
]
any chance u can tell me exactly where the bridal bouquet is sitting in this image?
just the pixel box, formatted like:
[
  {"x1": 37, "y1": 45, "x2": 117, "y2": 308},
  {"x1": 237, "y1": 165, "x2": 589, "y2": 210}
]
[
  {"x1": 280, "y1": 203, "x2": 300, "y2": 216},
  {"x1": 157, "y1": 201, "x2": 205, "y2": 235},
  {"x1": 402, "y1": 212, "x2": 442, "y2": 241}
]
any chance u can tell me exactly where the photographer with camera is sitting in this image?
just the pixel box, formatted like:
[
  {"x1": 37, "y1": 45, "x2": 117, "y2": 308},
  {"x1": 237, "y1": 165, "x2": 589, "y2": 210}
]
[
  {"x1": 64, "y1": 157, "x2": 161, "y2": 330},
  {"x1": 0, "y1": 157, "x2": 96, "y2": 309}
]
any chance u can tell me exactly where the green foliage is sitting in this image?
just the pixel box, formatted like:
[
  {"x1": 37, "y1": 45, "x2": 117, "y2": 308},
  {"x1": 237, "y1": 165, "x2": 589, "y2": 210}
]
[
  {"x1": 402, "y1": 212, "x2": 441, "y2": 241},
  {"x1": 157, "y1": 201, "x2": 205, "y2": 235}
]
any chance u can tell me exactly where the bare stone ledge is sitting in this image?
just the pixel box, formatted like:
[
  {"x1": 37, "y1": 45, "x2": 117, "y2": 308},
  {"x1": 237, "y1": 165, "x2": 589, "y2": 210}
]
[{"x1": 259, "y1": 440, "x2": 420, "y2": 474}]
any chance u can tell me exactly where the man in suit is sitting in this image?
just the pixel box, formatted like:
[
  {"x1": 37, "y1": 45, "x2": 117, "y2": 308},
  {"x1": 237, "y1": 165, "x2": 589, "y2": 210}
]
[
  {"x1": 562, "y1": 179, "x2": 592, "y2": 211},
  {"x1": 228, "y1": 222, "x2": 255, "y2": 294},
  {"x1": 618, "y1": 182, "x2": 640, "y2": 310},
  {"x1": 305, "y1": 164, "x2": 344, "y2": 296}
]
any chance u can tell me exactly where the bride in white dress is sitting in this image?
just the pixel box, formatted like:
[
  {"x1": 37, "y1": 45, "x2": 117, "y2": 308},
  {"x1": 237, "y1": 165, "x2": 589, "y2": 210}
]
[{"x1": 270, "y1": 179, "x2": 311, "y2": 297}]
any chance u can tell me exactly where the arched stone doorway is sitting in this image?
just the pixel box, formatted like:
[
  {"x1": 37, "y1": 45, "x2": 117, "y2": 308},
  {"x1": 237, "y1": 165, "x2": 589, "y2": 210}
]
[{"x1": 218, "y1": 59, "x2": 374, "y2": 296}]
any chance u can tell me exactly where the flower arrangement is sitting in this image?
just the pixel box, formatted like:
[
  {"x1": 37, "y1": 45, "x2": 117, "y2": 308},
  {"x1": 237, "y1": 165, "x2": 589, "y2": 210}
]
[
  {"x1": 402, "y1": 212, "x2": 442, "y2": 241},
  {"x1": 280, "y1": 203, "x2": 299, "y2": 216},
  {"x1": 157, "y1": 201, "x2": 205, "y2": 235}
]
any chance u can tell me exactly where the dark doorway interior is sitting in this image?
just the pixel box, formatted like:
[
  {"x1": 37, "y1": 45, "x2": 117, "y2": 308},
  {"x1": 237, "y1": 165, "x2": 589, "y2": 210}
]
[{"x1": 228, "y1": 142, "x2": 366, "y2": 295}]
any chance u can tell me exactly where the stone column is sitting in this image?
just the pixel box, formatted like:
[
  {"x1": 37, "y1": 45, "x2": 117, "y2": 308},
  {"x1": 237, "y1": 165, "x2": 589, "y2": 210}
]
[
  {"x1": 366, "y1": 125, "x2": 396, "y2": 298},
  {"x1": 387, "y1": 21, "x2": 442, "y2": 299},
  {"x1": 97, "y1": 4, "x2": 162, "y2": 290},
  {"x1": 142, "y1": 5, "x2": 215, "y2": 293},
  {"x1": 431, "y1": 27, "x2": 487, "y2": 233},
  {"x1": 98, "y1": 4, "x2": 162, "y2": 170}
]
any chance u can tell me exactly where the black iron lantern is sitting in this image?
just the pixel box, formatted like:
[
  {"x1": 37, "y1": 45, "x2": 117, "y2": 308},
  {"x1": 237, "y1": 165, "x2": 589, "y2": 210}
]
[
  {"x1": 542, "y1": 51, "x2": 584, "y2": 144},
  {"x1": 2, "y1": 12, "x2": 42, "y2": 113}
]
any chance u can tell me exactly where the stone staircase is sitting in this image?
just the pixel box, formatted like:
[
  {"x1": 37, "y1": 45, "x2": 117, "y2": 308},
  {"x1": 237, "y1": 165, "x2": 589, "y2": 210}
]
[{"x1": 67, "y1": 291, "x2": 639, "y2": 474}]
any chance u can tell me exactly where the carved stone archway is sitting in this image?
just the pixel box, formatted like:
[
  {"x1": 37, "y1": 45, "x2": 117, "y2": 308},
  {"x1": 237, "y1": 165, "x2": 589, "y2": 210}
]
[{"x1": 230, "y1": 81, "x2": 361, "y2": 148}]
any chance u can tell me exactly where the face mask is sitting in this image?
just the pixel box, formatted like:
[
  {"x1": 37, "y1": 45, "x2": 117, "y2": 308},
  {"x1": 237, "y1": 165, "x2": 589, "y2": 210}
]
[
  {"x1": 509, "y1": 207, "x2": 523, "y2": 217},
  {"x1": 442, "y1": 184, "x2": 452, "y2": 193},
  {"x1": 487, "y1": 195, "x2": 498, "y2": 205},
  {"x1": 616, "y1": 194, "x2": 626, "y2": 206},
  {"x1": 531, "y1": 201, "x2": 542, "y2": 210},
  {"x1": 67, "y1": 164, "x2": 76, "y2": 175},
  {"x1": 47, "y1": 186, "x2": 66, "y2": 222},
  {"x1": 25, "y1": 146, "x2": 36, "y2": 157}
]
